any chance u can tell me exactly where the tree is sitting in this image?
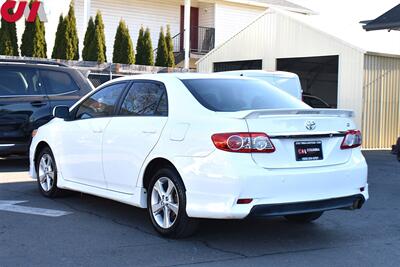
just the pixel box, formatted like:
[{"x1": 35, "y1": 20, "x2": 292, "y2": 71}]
[
  {"x1": 0, "y1": 9, "x2": 19, "y2": 56},
  {"x1": 0, "y1": 30, "x2": 14, "y2": 56},
  {"x1": 93, "y1": 26, "x2": 105, "y2": 63},
  {"x1": 94, "y1": 11, "x2": 107, "y2": 62},
  {"x1": 165, "y1": 25, "x2": 175, "y2": 67},
  {"x1": 82, "y1": 17, "x2": 95, "y2": 61},
  {"x1": 112, "y1": 20, "x2": 135, "y2": 64},
  {"x1": 52, "y1": 15, "x2": 66, "y2": 59},
  {"x1": 135, "y1": 26, "x2": 145, "y2": 65},
  {"x1": 143, "y1": 28, "x2": 154, "y2": 66},
  {"x1": 64, "y1": 1, "x2": 79, "y2": 60},
  {"x1": 20, "y1": 17, "x2": 47, "y2": 58},
  {"x1": 155, "y1": 27, "x2": 168, "y2": 67}
]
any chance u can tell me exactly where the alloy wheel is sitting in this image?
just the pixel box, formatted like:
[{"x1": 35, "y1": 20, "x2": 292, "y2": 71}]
[
  {"x1": 38, "y1": 154, "x2": 55, "y2": 192},
  {"x1": 151, "y1": 177, "x2": 179, "y2": 229}
]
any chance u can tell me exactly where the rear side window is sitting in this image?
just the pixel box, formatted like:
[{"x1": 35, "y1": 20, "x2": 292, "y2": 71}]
[
  {"x1": 75, "y1": 83, "x2": 126, "y2": 120},
  {"x1": 0, "y1": 67, "x2": 43, "y2": 96},
  {"x1": 120, "y1": 82, "x2": 168, "y2": 116},
  {"x1": 40, "y1": 70, "x2": 80, "y2": 95},
  {"x1": 181, "y1": 79, "x2": 308, "y2": 112}
]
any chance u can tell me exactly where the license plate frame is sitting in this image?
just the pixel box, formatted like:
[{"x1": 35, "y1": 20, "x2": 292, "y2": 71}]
[{"x1": 294, "y1": 141, "x2": 323, "y2": 161}]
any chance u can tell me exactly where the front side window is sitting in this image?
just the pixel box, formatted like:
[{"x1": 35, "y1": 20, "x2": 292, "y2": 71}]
[
  {"x1": 120, "y1": 82, "x2": 168, "y2": 116},
  {"x1": 182, "y1": 78, "x2": 309, "y2": 112},
  {"x1": 75, "y1": 83, "x2": 126, "y2": 119},
  {"x1": 0, "y1": 67, "x2": 43, "y2": 96},
  {"x1": 40, "y1": 70, "x2": 80, "y2": 95}
]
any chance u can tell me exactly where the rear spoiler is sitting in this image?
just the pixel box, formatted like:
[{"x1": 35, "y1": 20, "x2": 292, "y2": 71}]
[{"x1": 243, "y1": 109, "x2": 354, "y2": 119}]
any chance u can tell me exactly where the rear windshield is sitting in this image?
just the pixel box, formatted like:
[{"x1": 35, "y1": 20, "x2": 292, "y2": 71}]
[{"x1": 181, "y1": 78, "x2": 309, "y2": 112}]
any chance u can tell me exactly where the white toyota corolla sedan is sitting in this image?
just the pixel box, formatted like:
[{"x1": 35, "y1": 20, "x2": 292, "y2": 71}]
[{"x1": 29, "y1": 74, "x2": 368, "y2": 238}]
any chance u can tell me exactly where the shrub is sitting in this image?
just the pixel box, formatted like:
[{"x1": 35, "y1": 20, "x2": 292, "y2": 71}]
[
  {"x1": 112, "y1": 20, "x2": 135, "y2": 64},
  {"x1": 155, "y1": 27, "x2": 168, "y2": 67}
]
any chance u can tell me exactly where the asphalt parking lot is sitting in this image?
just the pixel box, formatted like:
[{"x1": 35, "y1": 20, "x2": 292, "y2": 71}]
[{"x1": 0, "y1": 151, "x2": 399, "y2": 267}]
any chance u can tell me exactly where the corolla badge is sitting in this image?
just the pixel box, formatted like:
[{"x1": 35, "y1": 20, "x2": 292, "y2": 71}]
[{"x1": 305, "y1": 120, "x2": 316, "y2": 131}]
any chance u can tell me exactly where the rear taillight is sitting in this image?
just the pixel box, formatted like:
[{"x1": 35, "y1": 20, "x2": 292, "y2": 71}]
[
  {"x1": 341, "y1": 130, "x2": 362, "y2": 149},
  {"x1": 211, "y1": 133, "x2": 275, "y2": 153}
]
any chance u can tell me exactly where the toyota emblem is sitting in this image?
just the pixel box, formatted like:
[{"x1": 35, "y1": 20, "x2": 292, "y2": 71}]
[{"x1": 305, "y1": 120, "x2": 316, "y2": 131}]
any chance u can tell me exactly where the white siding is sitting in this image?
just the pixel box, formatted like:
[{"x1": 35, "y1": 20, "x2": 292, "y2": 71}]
[
  {"x1": 214, "y1": 2, "x2": 265, "y2": 45},
  {"x1": 199, "y1": 2, "x2": 215, "y2": 28},
  {"x1": 74, "y1": 0, "x2": 183, "y2": 61},
  {"x1": 198, "y1": 9, "x2": 365, "y2": 134}
]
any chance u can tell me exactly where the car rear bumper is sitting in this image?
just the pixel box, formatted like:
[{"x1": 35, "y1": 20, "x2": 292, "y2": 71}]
[
  {"x1": 0, "y1": 143, "x2": 29, "y2": 156},
  {"x1": 173, "y1": 149, "x2": 368, "y2": 219},
  {"x1": 248, "y1": 194, "x2": 365, "y2": 218}
]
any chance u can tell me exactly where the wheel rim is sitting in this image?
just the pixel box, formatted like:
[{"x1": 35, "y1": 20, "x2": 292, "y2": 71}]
[
  {"x1": 151, "y1": 177, "x2": 179, "y2": 229},
  {"x1": 38, "y1": 154, "x2": 55, "y2": 192}
]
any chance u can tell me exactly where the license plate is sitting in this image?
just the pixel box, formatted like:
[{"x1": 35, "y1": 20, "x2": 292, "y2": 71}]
[{"x1": 295, "y1": 141, "x2": 323, "y2": 161}]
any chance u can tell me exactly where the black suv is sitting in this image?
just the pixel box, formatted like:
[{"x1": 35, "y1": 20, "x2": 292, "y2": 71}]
[{"x1": 0, "y1": 59, "x2": 93, "y2": 157}]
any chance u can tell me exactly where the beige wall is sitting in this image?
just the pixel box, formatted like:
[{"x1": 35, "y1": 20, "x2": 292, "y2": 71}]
[{"x1": 363, "y1": 54, "x2": 400, "y2": 149}]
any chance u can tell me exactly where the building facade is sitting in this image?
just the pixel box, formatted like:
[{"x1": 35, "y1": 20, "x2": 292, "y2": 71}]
[{"x1": 197, "y1": 8, "x2": 400, "y2": 149}]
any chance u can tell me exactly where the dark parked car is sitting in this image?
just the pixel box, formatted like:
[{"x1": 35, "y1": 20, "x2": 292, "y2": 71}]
[
  {"x1": 0, "y1": 59, "x2": 93, "y2": 157},
  {"x1": 392, "y1": 137, "x2": 400, "y2": 161}
]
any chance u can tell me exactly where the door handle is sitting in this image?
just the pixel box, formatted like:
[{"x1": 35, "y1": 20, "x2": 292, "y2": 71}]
[
  {"x1": 92, "y1": 129, "x2": 103, "y2": 134},
  {"x1": 30, "y1": 101, "x2": 46, "y2": 107},
  {"x1": 142, "y1": 130, "x2": 157, "y2": 134}
]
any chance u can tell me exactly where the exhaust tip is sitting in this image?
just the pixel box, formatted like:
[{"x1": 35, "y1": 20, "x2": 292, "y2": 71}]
[{"x1": 353, "y1": 199, "x2": 364, "y2": 209}]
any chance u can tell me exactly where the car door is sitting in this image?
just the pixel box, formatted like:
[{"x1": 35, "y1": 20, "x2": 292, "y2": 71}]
[
  {"x1": 102, "y1": 81, "x2": 169, "y2": 194},
  {"x1": 40, "y1": 69, "x2": 91, "y2": 110},
  {"x1": 57, "y1": 82, "x2": 128, "y2": 188},
  {"x1": 0, "y1": 65, "x2": 50, "y2": 154}
]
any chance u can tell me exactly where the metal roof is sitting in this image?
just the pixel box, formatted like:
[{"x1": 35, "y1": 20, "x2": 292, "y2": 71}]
[{"x1": 362, "y1": 4, "x2": 400, "y2": 31}]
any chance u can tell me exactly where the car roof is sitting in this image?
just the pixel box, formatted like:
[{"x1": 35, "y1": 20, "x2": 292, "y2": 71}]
[
  {"x1": 98, "y1": 73, "x2": 251, "y2": 88},
  {"x1": 0, "y1": 58, "x2": 68, "y2": 67},
  {"x1": 219, "y1": 70, "x2": 298, "y2": 78}
]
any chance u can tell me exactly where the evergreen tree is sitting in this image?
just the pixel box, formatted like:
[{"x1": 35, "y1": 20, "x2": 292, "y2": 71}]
[
  {"x1": 142, "y1": 28, "x2": 154, "y2": 66},
  {"x1": 52, "y1": 15, "x2": 66, "y2": 59},
  {"x1": 155, "y1": 27, "x2": 168, "y2": 67},
  {"x1": 93, "y1": 26, "x2": 105, "y2": 63},
  {"x1": 0, "y1": 9, "x2": 19, "y2": 56},
  {"x1": 112, "y1": 20, "x2": 135, "y2": 64},
  {"x1": 82, "y1": 17, "x2": 95, "y2": 61},
  {"x1": 135, "y1": 26, "x2": 145, "y2": 65},
  {"x1": 21, "y1": 17, "x2": 47, "y2": 58},
  {"x1": 165, "y1": 25, "x2": 175, "y2": 67},
  {"x1": 64, "y1": 1, "x2": 79, "y2": 60},
  {"x1": 94, "y1": 11, "x2": 107, "y2": 62},
  {"x1": 0, "y1": 30, "x2": 14, "y2": 56}
]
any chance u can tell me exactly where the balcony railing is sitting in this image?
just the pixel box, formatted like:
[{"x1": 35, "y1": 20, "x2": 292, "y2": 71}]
[
  {"x1": 173, "y1": 26, "x2": 215, "y2": 54},
  {"x1": 154, "y1": 26, "x2": 215, "y2": 64}
]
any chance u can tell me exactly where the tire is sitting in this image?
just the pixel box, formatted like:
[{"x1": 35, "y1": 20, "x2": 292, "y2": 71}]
[
  {"x1": 147, "y1": 167, "x2": 198, "y2": 238},
  {"x1": 35, "y1": 147, "x2": 64, "y2": 198},
  {"x1": 284, "y1": 211, "x2": 323, "y2": 223}
]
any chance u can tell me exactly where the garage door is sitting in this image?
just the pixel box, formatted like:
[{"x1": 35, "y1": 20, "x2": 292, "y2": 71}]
[{"x1": 277, "y1": 55, "x2": 339, "y2": 108}]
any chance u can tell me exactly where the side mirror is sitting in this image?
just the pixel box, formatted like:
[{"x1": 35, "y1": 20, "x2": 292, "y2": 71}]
[{"x1": 53, "y1": 106, "x2": 70, "y2": 120}]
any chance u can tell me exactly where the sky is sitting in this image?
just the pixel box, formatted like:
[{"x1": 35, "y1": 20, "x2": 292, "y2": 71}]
[{"x1": 289, "y1": 0, "x2": 400, "y2": 54}]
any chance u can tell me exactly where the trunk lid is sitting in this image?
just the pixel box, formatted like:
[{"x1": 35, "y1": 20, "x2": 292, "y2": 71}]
[{"x1": 222, "y1": 109, "x2": 356, "y2": 169}]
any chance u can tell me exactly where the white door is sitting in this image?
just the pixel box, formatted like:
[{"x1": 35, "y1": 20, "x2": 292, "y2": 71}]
[
  {"x1": 102, "y1": 81, "x2": 168, "y2": 194},
  {"x1": 58, "y1": 82, "x2": 128, "y2": 188}
]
